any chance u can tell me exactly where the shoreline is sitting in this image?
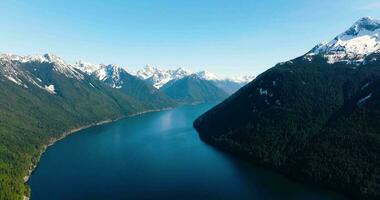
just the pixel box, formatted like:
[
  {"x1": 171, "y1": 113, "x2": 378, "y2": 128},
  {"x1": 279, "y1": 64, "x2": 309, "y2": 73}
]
[{"x1": 22, "y1": 107, "x2": 173, "y2": 200}]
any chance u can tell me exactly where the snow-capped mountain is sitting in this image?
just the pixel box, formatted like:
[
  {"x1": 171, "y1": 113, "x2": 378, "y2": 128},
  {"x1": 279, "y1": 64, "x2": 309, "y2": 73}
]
[
  {"x1": 194, "y1": 17, "x2": 380, "y2": 200},
  {"x1": 194, "y1": 70, "x2": 220, "y2": 81},
  {"x1": 136, "y1": 65, "x2": 192, "y2": 88},
  {"x1": 75, "y1": 61, "x2": 130, "y2": 89},
  {"x1": 76, "y1": 60, "x2": 100, "y2": 75},
  {"x1": 227, "y1": 74, "x2": 255, "y2": 84},
  {"x1": 75, "y1": 61, "x2": 175, "y2": 107},
  {"x1": 0, "y1": 53, "x2": 84, "y2": 94},
  {"x1": 93, "y1": 64, "x2": 125, "y2": 89},
  {"x1": 0, "y1": 52, "x2": 254, "y2": 95},
  {"x1": 307, "y1": 17, "x2": 380, "y2": 64},
  {"x1": 0, "y1": 53, "x2": 84, "y2": 80},
  {"x1": 136, "y1": 65, "x2": 254, "y2": 92},
  {"x1": 212, "y1": 74, "x2": 255, "y2": 94}
]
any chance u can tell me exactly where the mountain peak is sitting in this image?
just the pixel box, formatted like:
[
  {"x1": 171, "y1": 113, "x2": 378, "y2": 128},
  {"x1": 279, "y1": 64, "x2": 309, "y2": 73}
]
[
  {"x1": 93, "y1": 64, "x2": 127, "y2": 88},
  {"x1": 227, "y1": 74, "x2": 255, "y2": 84},
  {"x1": 349, "y1": 17, "x2": 380, "y2": 33},
  {"x1": 41, "y1": 53, "x2": 84, "y2": 80},
  {"x1": 0, "y1": 53, "x2": 84, "y2": 80},
  {"x1": 338, "y1": 17, "x2": 380, "y2": 39},
  {"x1": 143, "y1": 64, "x2": 156, "y2": 72},
  {"x1": 76, "y1": 60, "x2": 100, "y2": 74},
  {"x1": 136, "y1": 65, "x2": 193, "y2": 88},
  {"x1": 43, "y1": 53, "x2": 63, "y2": 62},
  {"x1": 195, "y1": 70, "x2": 220, "y2": 81},
  {"x1": 307, "y1": 17, "x2": 380, "y2": 64}
]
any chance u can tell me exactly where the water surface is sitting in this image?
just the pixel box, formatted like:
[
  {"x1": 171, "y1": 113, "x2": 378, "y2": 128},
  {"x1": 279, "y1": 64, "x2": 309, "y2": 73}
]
[{"x1": 29, "y1": 104, "x2": 345, "y2": 200}]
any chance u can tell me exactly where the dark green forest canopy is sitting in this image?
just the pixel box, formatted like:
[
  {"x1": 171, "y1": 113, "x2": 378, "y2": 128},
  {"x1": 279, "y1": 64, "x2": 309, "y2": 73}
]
[{"x1": 194, "y1": 55, "x2": 380, "y2": 199}]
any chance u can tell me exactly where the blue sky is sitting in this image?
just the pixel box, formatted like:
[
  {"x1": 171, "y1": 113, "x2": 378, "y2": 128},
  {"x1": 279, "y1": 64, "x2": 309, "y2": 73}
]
[{"x1": 1, "y1": 0, "x2": 380, "y2": 77}]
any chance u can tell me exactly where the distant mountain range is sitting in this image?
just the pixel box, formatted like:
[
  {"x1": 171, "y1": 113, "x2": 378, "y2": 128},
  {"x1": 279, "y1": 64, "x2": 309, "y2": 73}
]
[
  {"x1": 194, "y1": 17, "x2": 380, "y2": 200},
  {"x1": 134, "y1": 64, "x2": 254, "y2": 94},
  {"x1": 76, "y1": 62, "x2": 175, "y2": 109},
  {"x1": 74, "y1": 60, "x2": 253, "y2": 103}
]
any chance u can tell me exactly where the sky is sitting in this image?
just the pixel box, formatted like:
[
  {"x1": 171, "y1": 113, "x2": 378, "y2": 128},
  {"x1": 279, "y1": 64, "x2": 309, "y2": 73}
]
[{"x1": 1, "y1": 0, "x2": 380, "y2": 77}]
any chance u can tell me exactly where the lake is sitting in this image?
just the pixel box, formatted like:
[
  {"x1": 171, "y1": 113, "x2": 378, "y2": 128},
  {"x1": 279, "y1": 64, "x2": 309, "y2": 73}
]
[{"x1": 29, "y1": 104, "x2": 345, "y2": 200}]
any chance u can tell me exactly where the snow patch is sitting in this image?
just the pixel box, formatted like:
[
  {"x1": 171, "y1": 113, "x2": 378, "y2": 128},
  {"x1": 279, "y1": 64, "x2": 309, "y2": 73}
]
[
  {"x1": 259, "y1": 88, "x2": 268, "y2": 96},
  {"x1": 357, "y1": 93, "x2": 372, "y2": 106},
  {"x1": 361, "y1": 82, "x2": 370, "y2": 90},
  {"x1": 5, "y1": 75, "x2": 22, "y2": 86},
  {"x1": 44, "y1": 85, "x2": 56, "y2": 94}
]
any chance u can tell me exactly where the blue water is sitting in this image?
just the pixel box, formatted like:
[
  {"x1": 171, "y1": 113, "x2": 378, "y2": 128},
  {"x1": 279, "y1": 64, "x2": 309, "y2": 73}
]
[{"x1": 29, "y1": 104, "x2": 345, "y2": 200}]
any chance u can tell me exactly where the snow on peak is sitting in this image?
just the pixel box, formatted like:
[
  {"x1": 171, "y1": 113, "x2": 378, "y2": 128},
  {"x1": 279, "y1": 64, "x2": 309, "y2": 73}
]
[
  {"x1": 43, "y1": 53, "x2": 65, "y2": 65},
  {"x1": 194, "y1": 70, "x2": 220, "y2": 81},
  {"x1": 0, "y1": 53, "x2": 84, "y2": 80},
  {"x1": 227, "y1": 74, "x2": 255, "y2": 84},
  {"x1": 76, "y1": 60, "x2": 101, "y2": 74},
  {"x1": 346, "y1": 17, "x2": 380, "y2": 35},
  {"x1": 0, "y1": 53, "x2": 48, "y2": 63},
  {"x1": 136, "y1": 65, "x2": 254, "y2": 88},
  {"x1": 144, "y1": 64, "x2": 155, "y2": 72},
  {"x1": 307, "y1": 17, "x2": 380, "y2": 64},
  {"x1": 136, "y1": 64, "x2": 159, "y2": 80},
  {"x1": 136, "y1": 65, "x2": 192, "y2": 88},
  {"x1": 44, "y1": 84, "x2": 56, "y2": 94},
  {"x1": 93, "y1": 64, "x2": 127, "y2": 88},
  {"x1": 43, "y1": 53, "x2": 85, "y2": 80},
  {"x1": 75, "y1": 60, "x2": 134, "y2": 89}
]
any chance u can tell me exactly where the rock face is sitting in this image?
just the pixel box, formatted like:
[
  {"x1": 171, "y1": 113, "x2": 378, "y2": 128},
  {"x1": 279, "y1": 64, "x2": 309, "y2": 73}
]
[{"x1": 194, "y1": 17, "x2": 380, "y2": 199}]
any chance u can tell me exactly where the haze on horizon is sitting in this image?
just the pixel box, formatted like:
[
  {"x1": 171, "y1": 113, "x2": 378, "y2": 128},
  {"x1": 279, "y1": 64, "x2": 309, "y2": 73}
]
[{"x1": 1, "y1": 0, "x2": 380, "y2": 77}]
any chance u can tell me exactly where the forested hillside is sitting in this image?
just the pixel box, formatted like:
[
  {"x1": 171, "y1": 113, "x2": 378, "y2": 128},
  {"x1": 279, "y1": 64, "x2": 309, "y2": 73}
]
[
  {"x1": 194, "y1": 18, "x2": 380, "y2": 199},
  {"x1": 160, "y1": 75, "x2": 228, "y2": 104},
  {"x1": 0, "y1": 54, "x2": 174, "y2": 199}
]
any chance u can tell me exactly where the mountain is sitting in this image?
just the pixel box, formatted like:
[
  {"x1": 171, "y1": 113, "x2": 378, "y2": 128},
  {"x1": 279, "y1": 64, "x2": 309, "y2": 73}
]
[
  {"x1": 136, "y1": 65, "x2": 254, "y2": 94},
  {"x1": 194, "y1": 17, "x2": 380, "y2": 199},
  {"x1": 135, "y1": 67, "x2": 232, "y2": 104},
  {"x1": 212, "y1": 75, "x2": 255, "y2": 94},
  {"x1": 194, "y1": 70, "x2": 220, "y2": 81},
  {"x1": 307, "y1": 17, "x2": 380, "y2": 64},
  {"x1": 76, "y1": 62, "x2": 175, "y2": 109},
  {"x1": 193, "y1": 71, "x2": 255, "y2": 94},
  {"x1": 135, "y1": 65, "x2": 192, "y2": 88},
  {"x1": 0, "y1": 53, "x2": 175, "y2": 199},
  {"x1": 160, "y1": 74, "x2": 229, "y2": 104}
]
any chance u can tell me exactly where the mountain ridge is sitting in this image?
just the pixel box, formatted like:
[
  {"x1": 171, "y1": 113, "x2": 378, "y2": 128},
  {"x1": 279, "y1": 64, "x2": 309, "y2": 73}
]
[
  {"x1": 160, "y1": 74, "x2": 229, "y2": 104},
  {"x1": 307, "y1": 17, "x2": 380, "y2": 64},
  {"x1": 135, "y1": 64, "x2": 254, "y2": 91},
  {"x1": 194, "y1": 17, "x2": 380, "y2": 199}
]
